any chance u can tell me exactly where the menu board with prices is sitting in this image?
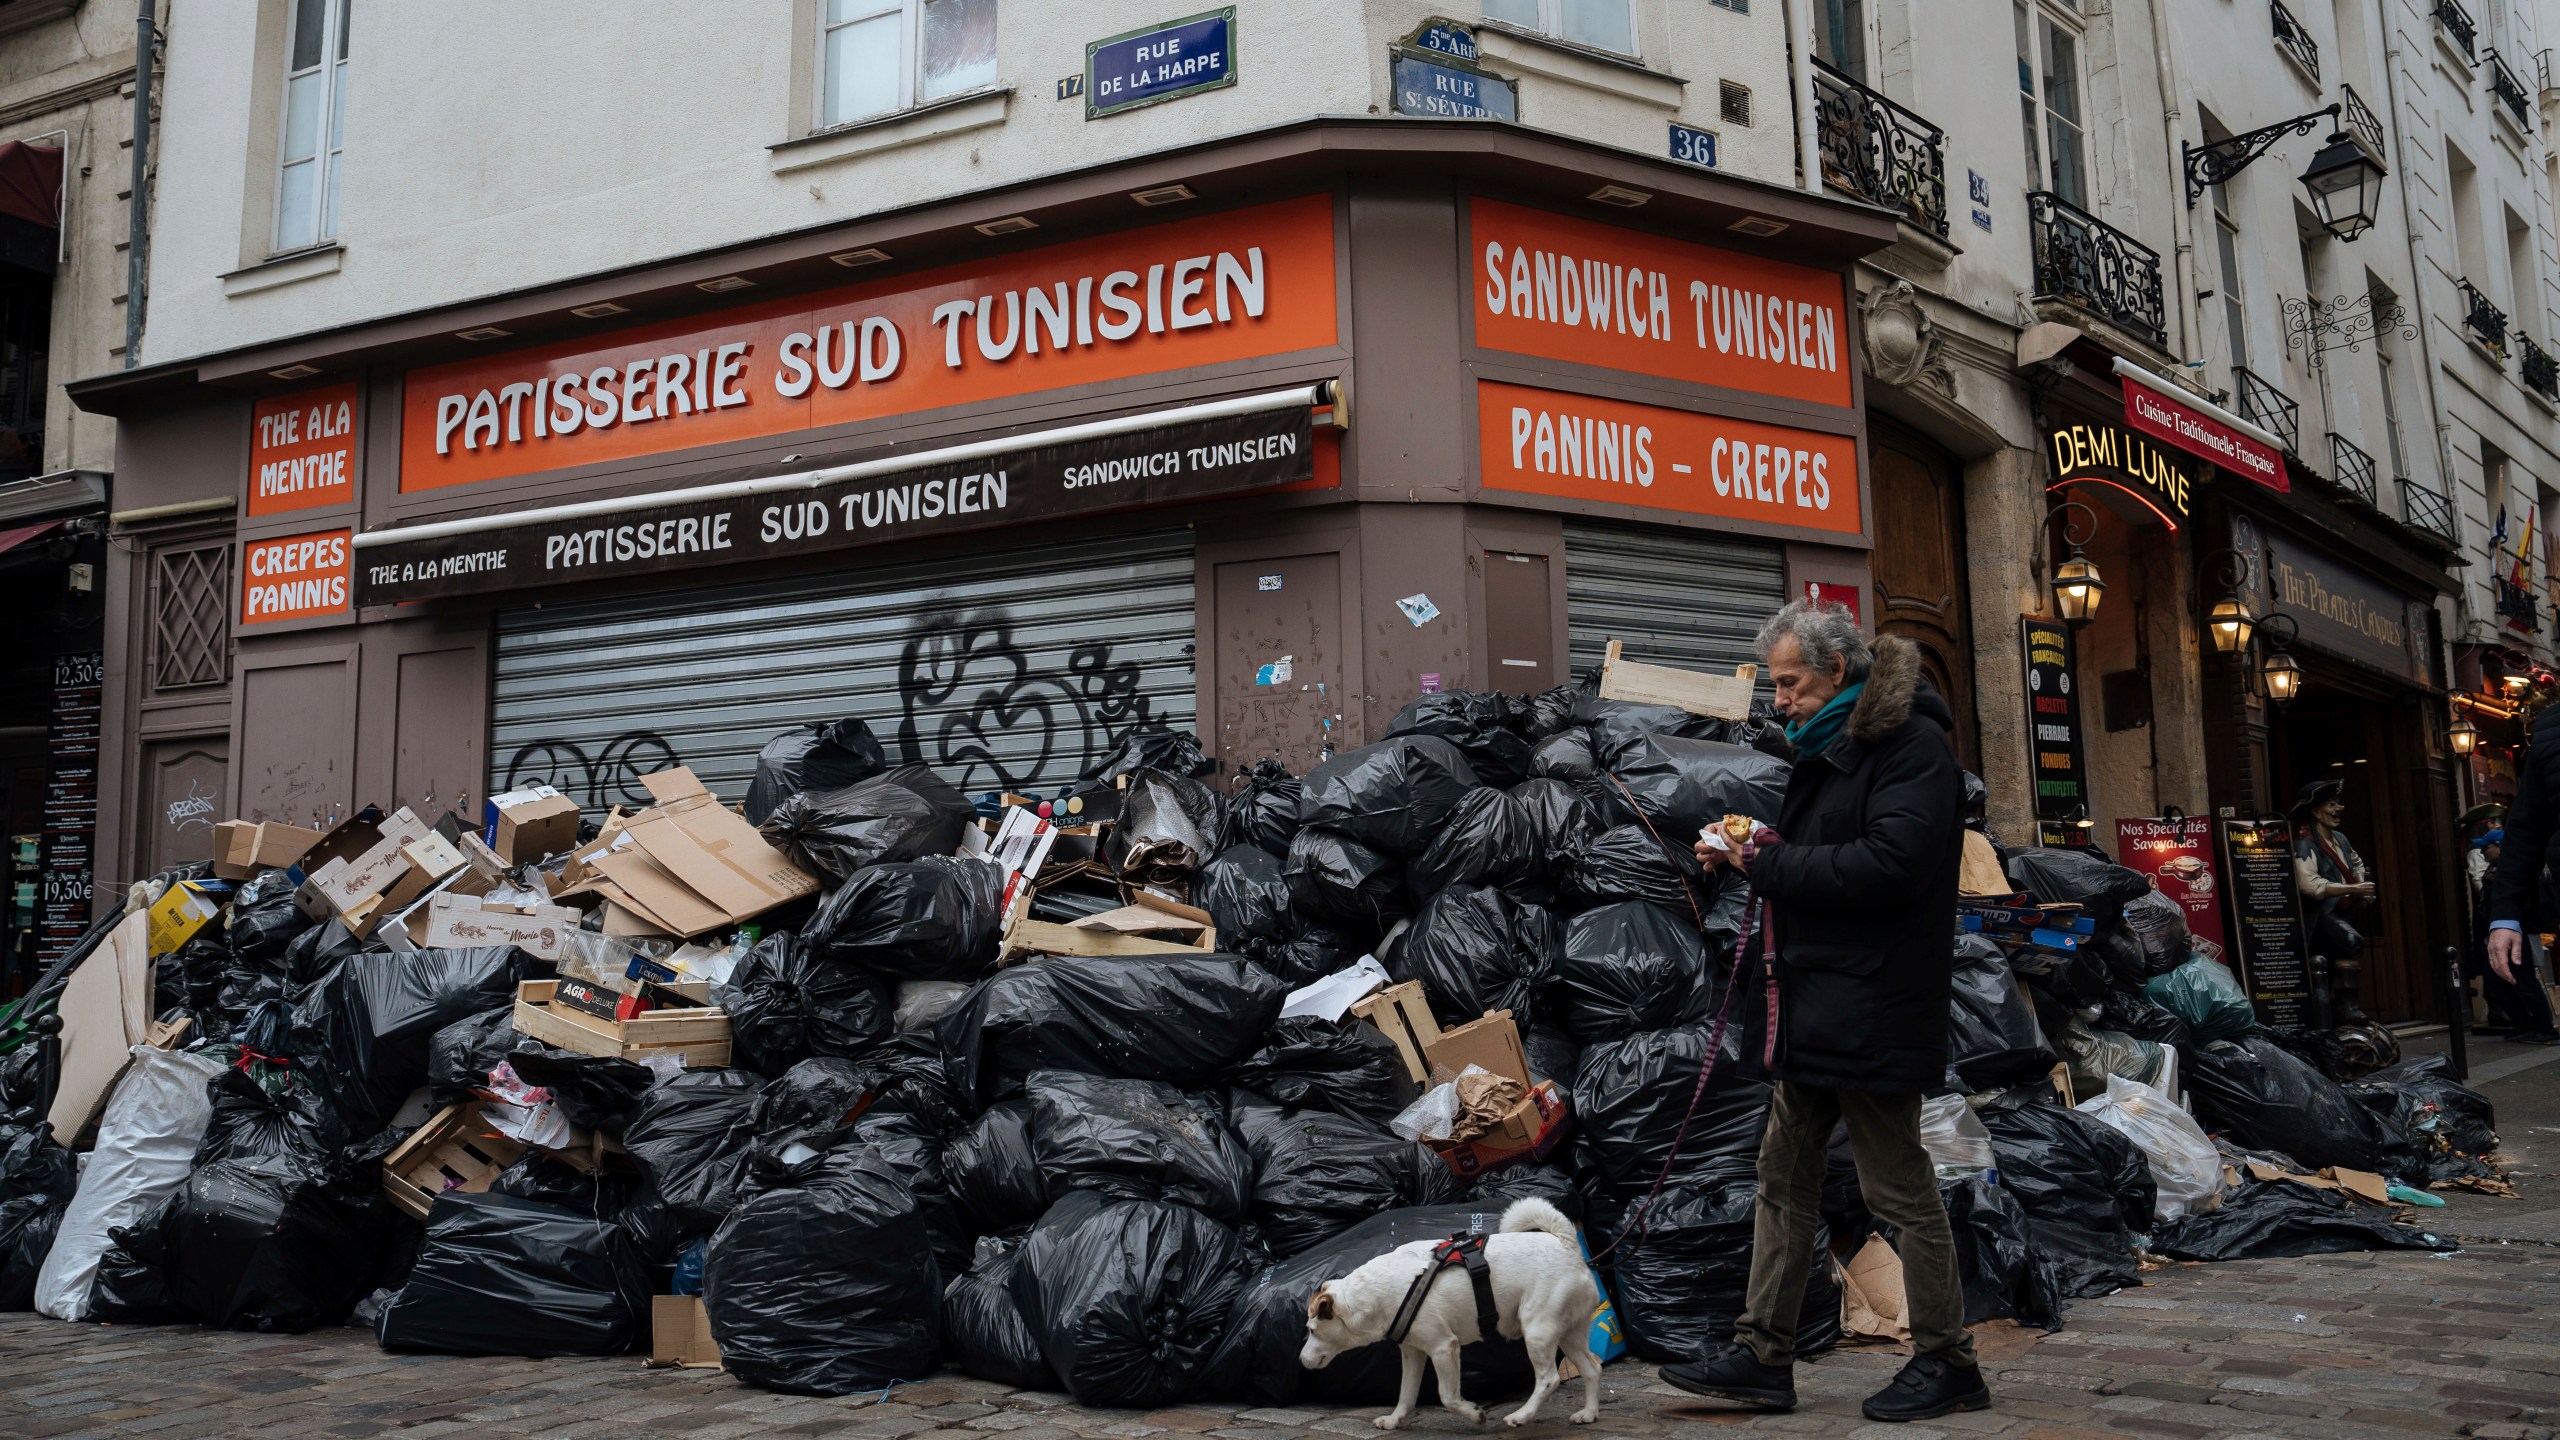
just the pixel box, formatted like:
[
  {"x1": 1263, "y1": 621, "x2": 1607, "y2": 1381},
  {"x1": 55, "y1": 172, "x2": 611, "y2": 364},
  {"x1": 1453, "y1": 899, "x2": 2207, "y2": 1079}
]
[
  {"x1": 2217, "y1": 817, "x2": 2313, "y2": 1027},
  {"x1": 2115, "y1": 815, "x2": 2226, "y2": 954},
  {"x1": 2018, "y1": 617, "x2": 2089, "y2": 823},
  {"x1": 37, "y1": 651, "x2": 100, "y2": 966}
]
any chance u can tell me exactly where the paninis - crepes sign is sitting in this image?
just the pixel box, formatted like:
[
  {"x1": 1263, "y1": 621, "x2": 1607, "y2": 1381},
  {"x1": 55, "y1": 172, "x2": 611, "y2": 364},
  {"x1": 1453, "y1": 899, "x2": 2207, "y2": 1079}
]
[{"x1": 355, "y1": 407, "x2": 1313, "y2": 605}]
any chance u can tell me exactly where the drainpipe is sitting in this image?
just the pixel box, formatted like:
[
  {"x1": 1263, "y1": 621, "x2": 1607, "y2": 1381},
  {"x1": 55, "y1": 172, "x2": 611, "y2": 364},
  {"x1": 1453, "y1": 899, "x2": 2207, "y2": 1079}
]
[
  {"x1": 1783, "y1": 0, "x2": 1820, "y2": 194},
  {"x1": 123, "y1": 0, "x2": 155, "y2": 369},
  {"x1": 2151, "y1": 0, "x2": 2202, "y2": 361}
]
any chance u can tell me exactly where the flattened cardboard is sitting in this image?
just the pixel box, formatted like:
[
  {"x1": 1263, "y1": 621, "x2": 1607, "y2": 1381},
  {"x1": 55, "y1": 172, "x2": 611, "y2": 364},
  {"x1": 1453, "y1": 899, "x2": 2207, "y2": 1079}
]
[
  {"x1": 576, "y1": 768, "x2": 816, "y2": 937},
  {"x1": 47, "y1": 911, "x2": 155, "y2": 1143},
  {"x1": 211, "y1": 820, "x2": 324, "y2": 880},
  {"x1": 650, "y1": 1295, "x2": 724, "y2": 1369},
  {"x1": 421, "y1": 893, "x2": 582, "y2": 960}
]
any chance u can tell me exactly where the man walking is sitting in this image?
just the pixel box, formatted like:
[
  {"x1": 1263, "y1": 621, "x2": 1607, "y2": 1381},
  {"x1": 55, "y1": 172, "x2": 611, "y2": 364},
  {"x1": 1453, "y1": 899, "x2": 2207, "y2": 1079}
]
[
  {"x1": 1666, "y1": 599, "x2": 1987, "y2": 1422},
  {"x1": 2489, "y1": 712, "x2": 2560, "y2": 1043}
]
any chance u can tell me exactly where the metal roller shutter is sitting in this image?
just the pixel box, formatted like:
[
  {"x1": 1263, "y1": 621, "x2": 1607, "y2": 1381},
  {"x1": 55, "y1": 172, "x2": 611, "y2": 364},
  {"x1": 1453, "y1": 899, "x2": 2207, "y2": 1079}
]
[
  {"x1": 490, "y1": 529, "x2": 1195, "y2": 808},
  {"x1": 1564, "y1": 518, "x2": 1788, "y2": 683}
]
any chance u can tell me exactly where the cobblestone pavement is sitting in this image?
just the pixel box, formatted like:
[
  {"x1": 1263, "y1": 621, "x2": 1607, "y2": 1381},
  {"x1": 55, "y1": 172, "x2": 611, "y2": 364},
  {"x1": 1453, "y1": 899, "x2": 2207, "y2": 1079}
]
[{"x1": 2, "y1": 1038, "x2": 2553, "y2": 1440}]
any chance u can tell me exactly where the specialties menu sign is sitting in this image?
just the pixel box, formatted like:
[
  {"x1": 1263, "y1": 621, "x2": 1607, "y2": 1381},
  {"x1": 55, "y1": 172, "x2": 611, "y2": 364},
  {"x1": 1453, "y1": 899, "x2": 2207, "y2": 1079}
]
[
  {"x1": 37, "y1": 651, "x2": 100, "y2": 966},
  {"x1": 2116, "y1": 815, "x2": 2226, "y2": 954},
  {"x1": 358, "y1": 405, "x2": 1313, "y2": 605},
  {"x1": 2019, "y1": 616, "x2": 2088, "y2": 823},
  {"x1": 2218, "y1": 817, "x2": 2314, "y2": 1026}
]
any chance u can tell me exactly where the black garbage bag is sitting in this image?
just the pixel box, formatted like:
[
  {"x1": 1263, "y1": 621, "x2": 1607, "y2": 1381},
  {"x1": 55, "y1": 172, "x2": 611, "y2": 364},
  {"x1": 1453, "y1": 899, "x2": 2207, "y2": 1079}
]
[
  {"x1": 2351, "y1": 1052, "x2": 2498, "y2": 1158},
  {"x1": 2148, "y1": 1178, "x2": 2455, "y2": 1261},
  {"x1": 281, "y1": 918, "x2": 364, "y2": 998},
  {"x1": 1110, "y1": 768, "x2": 1225, "y2": 875},
  {"x1": 1224, "y1": 1016, "x2": 1407, "y2": 1126},
  {"x1": 1407, "y1": 787, "x2": 1541, "y2": 899},
  {"x1": 1576, "y1": 693, "x2": 1729, "y2": 748},
  {"x1": 1556, "y1": 824, "x2": 1705, "y2": 915},
  {"x1": 622, "y1": 1069, "x2": 768, "y2": 1233},
  {"x1": 2121, "y1": 891, "x2": 2190, "y2": 977},
  {"x1": 948, "y1": 1099, "x2": 1048, "y2": 1235},
  {"x1": 291, "y1": 947, "x2": 528, "y2": 1134},
  {"x1": 172, "y1": 931, "x2": 228, "y2": 1017},
  {"x1": 0, "y1": 1124, "x2": 78, "y2": 1312},
  {"x1": 743, "y1": 717, "x2": 891, "y2": 825},
  {"x1": 1387, "y1": 692, "x2": 1533, "y2": 789},
  {"x1": 1084, "y1": 725, "x2": 1213, "y2": 783},
  {"x1": 502, "y1": 1050, "x2": 655, "y2": 1137},
  {"x1": 2186, "y1": 1034, "x2": 2417, "y2": 1181},
  {"x1": 1222, "y1": 758, "x2": 1305, "y2": 855},
  {"x1": 2088, "y1": 926, "x2": 2147, "y2": 992},
  {"x1": 2098, "y1": 989, "x2": 2192, "y2": 1050},
  {"x1": 1233, "y1": 1104, "x2": 1432, "y2": 1258},
  {"x1": 1551, "y1": 901, "x2": 1714, "y2": 1042},
  {"x1": 2003, "y1": 938, "x2": 2110, "y2": 1009},
  {"x1": 1528, "y1": 729, "x2": 1599, "y2": 787},
  {"x1": 1976, "y1": 1090, "x2": 2150, "y2": 1299},
  {"x1": 1882, "y1": 1176, "x2": 2064, "y2": 1330},
  {"x1": 1946, "y1": 936, "x2": 2055, "y2": 1093},
  {"x1": 226, "y1": 868, "x2": 316, "y2": 987},
  {"x1": 1299, "y1": 737, "x2": 1481, "y2": 859},
  {"x1": 86, "y1": 1225, "x2": 185, "y2": 1322},
  {"x1": 1595, "y1": 732, "x2": 1790, "y2": 840},
  {"x1": 1026, "y1": 1072, "x2": 1252, "y2": 1224},
  {"x1": 861, "y1": 1028, "x2": 975, "y2": 1139},
  {"x1": 1461, "y1": 1160, "x2": 1569, "y2": 1214},
  {"x1": 807, "y1": 856, "x2": 1004, "y2": 982},
  {"x1": 705, "y1": 1145, "x2": 943, "y2": 1395},
  {"x1": 750, "y1": 1056, "x2": 886, "y2": 1154},
  {"x1": 1595, "y1": 1183, "x2": 1839, "y2": 1364},
  {"x1": 2004, "y1": 850, "x2": 2152, "y2": 927},
  {"x1": 196, "y1": 1062, "x2": 349, "y2": 1166},
  {"x1": 720, "y1": 931, "x2": 897, "y2": 1077},
  {"x1": 1197, "y1": 845, "x2": 1294, "y2": 954},
  {"x1": 489, "y1": 1152, "x2": 680, "y2": 1265},
  {"x1": 1217, "y1": 1202, "x2": 1549, "y2": 1407},
  {"x1": 760, "y1": 767, "x2": 975, "y2": 884},
  {"x1": 1010, "y1": 1189, "x2": 1252, "y2": 1407},
  {"x1": 1574, "y1": 1021, "x2": 1766, "y2": 1200},
  {"x1": 1523, "y1": 1023, "x2": 1582, "y2": 1094},
  {"x1": 1283, "y1": 826, "x2": 1409, "y2": 933},
  {"x1": 425, "y1": 1007, "x2": 526, "y2": 1107},
  {"x1": 377, "y1": 1192, "x2": 651, "y2": 1355},
  {"x1": 1387, "y1": 885, "x2": 1558, "y2": 1030},
  {"x1": 1251, "y1": 930, "x2": 1367, "y2": 989},
  {"x1": 1523, "y1": 686, "x2": 1579, "y2": 739},
  {"x1": 1510, "y1": 779, "x2": 1600, "y2": 875},
  {"x1": 938, "y1": 953, "x2": 1288, "y2": 1107},
  {"x1": 153, "y1": 1152, "x2": 386, "y2": 1331},
  {"x1": 944, "y1": 1239, "x2": 1058, "y2": 1389},
  {"x1": 843, "y1": 1106, "x2": 973, "y2": 1280}
]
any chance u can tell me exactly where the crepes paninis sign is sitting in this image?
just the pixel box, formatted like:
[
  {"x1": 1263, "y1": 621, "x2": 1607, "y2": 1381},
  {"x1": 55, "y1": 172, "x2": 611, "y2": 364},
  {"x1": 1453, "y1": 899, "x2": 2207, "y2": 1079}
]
[{"x1": 355, "y1": 407, "x2": 1312, "y2": 605}]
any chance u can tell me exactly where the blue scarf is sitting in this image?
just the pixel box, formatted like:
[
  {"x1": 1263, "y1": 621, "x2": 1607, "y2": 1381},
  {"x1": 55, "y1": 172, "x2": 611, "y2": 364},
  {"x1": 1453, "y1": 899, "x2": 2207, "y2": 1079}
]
[{"x1": 1783, "y1": 681, "x2": 1865, "y2": 757}]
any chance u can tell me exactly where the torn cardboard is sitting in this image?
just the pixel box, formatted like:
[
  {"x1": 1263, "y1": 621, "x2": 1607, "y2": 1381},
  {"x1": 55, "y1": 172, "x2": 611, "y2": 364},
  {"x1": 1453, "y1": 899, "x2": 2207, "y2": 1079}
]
[
  {"x1": 564, "y1": 768, "x2": 816, "y2": 938},
  {"x1": 211, "y1": 820, "x2": 323, "y2": 880},
  {"x1": 650, "y1": 1295, "x2": 724, "y2": 1369},
  {"x1": 421, "y1": 893, "x2": 583, "y2": 961},
  {"x1": 46, "y1": 910, "x2": 157, "y2": 1144}
]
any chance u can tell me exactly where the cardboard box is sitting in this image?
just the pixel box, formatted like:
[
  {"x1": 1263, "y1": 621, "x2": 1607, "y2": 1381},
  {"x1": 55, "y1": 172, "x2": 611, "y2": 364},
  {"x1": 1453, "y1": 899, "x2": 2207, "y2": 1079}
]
[
  {"x1": 420, "y1": 892, "x2": 582, "y2": 960},
  {"x1": 300, "y1": 807, "x2": 431, "y2": 921},
  {"x1": 566, "y1": 768, "x2": 817, "y2": 937},
  {"x1": 145, "y1": 880, "x2": 225, "y2": 957},
  {"x1": 486, "y1": 786, "x2": 583, "y2": 864},
  {"x1": 1428, "y1": 1080, "x2": 1571, "y2": 1178},
  {"x1": 651, "y1": 1295, "x2": 724, "y2": 1369},
  {"x1": 211, "y1": 820, "x2": 324, "y2": 880},
  {"x1": 1424, "y1": 1010, "x2": 1531, "y2": 1088}
]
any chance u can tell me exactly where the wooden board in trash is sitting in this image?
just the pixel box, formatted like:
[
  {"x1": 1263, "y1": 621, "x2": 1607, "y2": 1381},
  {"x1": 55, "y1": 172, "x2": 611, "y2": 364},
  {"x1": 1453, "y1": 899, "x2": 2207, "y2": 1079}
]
[{"x1": 512, "y1": 979, "x2": 732, "y2": 1066}]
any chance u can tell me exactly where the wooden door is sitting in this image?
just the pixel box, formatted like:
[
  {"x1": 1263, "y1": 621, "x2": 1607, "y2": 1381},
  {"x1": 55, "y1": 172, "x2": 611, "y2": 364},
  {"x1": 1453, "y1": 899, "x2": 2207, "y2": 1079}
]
[
  {"x1": 1482, "y1": 550, "x2": 1556, "y2": 691},
  {"x1": 1869, "y1": 424, "x2": 1979, "y2": 769},
  {"x1": 1214, "y1": 554, "x2": 1344, "y2": 773}
]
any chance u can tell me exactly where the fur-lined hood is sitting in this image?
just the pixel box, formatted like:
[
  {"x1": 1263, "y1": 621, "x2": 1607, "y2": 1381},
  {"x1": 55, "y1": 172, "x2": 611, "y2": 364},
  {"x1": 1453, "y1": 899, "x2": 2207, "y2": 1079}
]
[{"x1": 1846, "y1": 634, "x2": 1948, "y2": 744}]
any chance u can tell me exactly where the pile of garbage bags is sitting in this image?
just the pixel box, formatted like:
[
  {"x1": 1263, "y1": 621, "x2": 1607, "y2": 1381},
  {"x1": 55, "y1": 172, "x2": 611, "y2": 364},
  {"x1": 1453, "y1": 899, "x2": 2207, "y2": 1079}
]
[{"x1": 0, "y1": 690, "x2": 2501, "y2": 1412}]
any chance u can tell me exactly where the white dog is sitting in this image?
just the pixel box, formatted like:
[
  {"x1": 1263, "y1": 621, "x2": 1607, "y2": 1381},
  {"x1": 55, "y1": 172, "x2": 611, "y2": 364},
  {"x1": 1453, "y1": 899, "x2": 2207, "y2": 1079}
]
[{"x1": 1299, "y1": 1198, "x2": 1603, "y2": 1431}]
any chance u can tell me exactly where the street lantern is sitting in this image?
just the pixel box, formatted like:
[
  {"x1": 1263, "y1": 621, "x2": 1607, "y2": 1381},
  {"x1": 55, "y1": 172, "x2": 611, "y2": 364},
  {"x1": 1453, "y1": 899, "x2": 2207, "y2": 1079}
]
[
  {"x1": 2205, "y1": 592, "x2": 2258, "y2": 655},
  {"x1": 2450, "y1": 712, "x2": 2481, "y2": 755},
  {"x1": 2044, "y1": 500, "x2": 2105, "y2": 628},
  {"x1": 2299, "y1": 135, "x2": 2387, "y2": 241},
  {"x1": 2260, "y1": 647, "x2": 2304, "y2": 704}
]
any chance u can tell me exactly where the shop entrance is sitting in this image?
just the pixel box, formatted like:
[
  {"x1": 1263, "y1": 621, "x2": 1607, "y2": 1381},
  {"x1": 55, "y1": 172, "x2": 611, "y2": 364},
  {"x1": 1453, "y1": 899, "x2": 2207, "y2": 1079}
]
[{"x1": 2263, "y1": 676, "x2": 2435, "y2": 1023}]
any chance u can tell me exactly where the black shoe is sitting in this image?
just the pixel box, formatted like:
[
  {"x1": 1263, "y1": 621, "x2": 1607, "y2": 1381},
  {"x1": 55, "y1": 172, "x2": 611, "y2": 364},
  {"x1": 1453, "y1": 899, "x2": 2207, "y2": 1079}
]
[
  {"x1": 1658, "y1": 1341, "x2": 1796, "y2": 1411},
  {"x1": 1862, "y1": 1355, "x2": 1992, "y2": 1422},
  {"x1": 2514, "y1": 1030, "x2": 2560, "y2": 1045}
]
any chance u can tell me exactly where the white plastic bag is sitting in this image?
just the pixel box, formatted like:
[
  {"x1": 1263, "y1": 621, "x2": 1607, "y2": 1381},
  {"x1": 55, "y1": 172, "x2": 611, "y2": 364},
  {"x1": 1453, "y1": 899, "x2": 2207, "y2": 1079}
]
[
  {"x1": 2077, "y1": 1073, "x2": 2223, "y2": 1222},
  {"x1": 1919, "y1": 1093, "x2": 1997, "y2": 1177},
  {"x1": 1390, "y1": 1065, "x2": 1488, "y2": 1143},
  {"x1": 35, "y1": 1045, "x2": 225, "y2": 1320}
]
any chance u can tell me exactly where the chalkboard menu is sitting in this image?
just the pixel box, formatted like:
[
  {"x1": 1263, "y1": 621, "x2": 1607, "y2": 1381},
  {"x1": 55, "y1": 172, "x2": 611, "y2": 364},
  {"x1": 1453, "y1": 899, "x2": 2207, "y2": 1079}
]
[
  {"x1": 37, "y1": 651, "x2": 101, "y2": 966},
  {"x1": 2019, "y1": 617, "x2": 2089, "y2": 822},
  {"x1": 2218, "y1": 817, "x2": 2313, "y2": 1027}
]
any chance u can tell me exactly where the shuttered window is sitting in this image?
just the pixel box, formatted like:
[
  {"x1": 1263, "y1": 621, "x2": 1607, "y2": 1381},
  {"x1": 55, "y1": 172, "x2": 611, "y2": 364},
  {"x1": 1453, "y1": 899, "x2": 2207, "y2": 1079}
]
[{"x1": 1563, "y1": 518, "x2": 1788, "y2": 685}]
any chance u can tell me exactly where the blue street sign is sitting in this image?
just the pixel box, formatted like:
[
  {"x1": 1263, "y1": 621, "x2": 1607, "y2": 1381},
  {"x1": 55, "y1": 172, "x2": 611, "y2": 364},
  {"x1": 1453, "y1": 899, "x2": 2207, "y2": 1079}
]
[
  {"x1": 1391, "y1": 55, "x2": 1518, "y2": 120},
  {"x1": 1668, "y1": 122, "x2": 1719, "y2": 169},
  {"x1": 1087, "y1": 8, "x2": 1236, "y2": 118},
  {"x1": 1412, "y1": 21, "x2": 1479, "y2": 60}
]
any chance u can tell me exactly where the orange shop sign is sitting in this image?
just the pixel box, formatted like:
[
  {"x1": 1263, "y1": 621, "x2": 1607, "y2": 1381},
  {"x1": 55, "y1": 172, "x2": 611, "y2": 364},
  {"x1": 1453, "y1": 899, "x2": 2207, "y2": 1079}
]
[
  {"x1": 249, "y1": 383, "x2": 359, "y2": 516},
  {"x1": 398, "y1": 195, "x2": 1339, "y2": 492},
  {"x1": 242, "y1": 529, "x2": 352, "y2": 623},
  {"x1": 1475, "y1": 379, "x2": 1862, "y2": 537},
  {"x1": 1470, "y1": 197, "x2": 1853, "y2": 409}
]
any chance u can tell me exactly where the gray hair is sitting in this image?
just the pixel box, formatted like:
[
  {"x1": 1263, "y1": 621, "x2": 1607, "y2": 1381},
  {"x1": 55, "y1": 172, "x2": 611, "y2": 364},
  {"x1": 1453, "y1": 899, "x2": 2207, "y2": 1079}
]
[{"x1": 1756, "y1": 599, "x2": 1872, "y2": 684}]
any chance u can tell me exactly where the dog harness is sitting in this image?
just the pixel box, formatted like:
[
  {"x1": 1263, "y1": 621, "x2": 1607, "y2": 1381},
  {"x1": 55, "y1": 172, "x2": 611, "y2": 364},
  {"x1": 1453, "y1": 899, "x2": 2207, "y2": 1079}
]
[{"x1": 1382, "y1": 1233, "x2": 1505, "y2": 1346}]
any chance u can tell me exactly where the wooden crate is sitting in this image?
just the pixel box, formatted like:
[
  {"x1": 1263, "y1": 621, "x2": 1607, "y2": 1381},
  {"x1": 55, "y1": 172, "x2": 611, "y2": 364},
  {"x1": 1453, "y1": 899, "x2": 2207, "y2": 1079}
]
[
  {"x1": 1597, "y1": 639, "x2": 1756, "y2": 720},
  {"x1": 512, "y1": 979, "x2": 732, "y2": 1066},
  {"x1": 381, "y1": 1101, "x2": 530, "y2": 1221}
]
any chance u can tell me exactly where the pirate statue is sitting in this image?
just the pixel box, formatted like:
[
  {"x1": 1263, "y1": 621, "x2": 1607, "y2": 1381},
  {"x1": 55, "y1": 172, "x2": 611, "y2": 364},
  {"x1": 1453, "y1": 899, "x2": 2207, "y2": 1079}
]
[{"x1": 2291, "y1": 778, "x2": 2397, "y2": 1066}]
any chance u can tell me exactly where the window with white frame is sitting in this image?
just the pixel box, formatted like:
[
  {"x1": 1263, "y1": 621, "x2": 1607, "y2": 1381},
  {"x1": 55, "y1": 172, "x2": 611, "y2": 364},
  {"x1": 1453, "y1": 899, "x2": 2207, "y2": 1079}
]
[
  {"x1": 2213, "y1": 185, "x2": 2250, "y2": 372},
  {"x1": 273, "y1": 0, "x2": 349, "y2": 253},
  {"x1": 1483, "y1": 0, "x2": 1636, "y2": 55},
  {"x1": 820, "y1": 0, "x2": 999, "y2": 128},
  {"x1": 2014, "y1": 1, "x2": 2087, "y2": 207}
]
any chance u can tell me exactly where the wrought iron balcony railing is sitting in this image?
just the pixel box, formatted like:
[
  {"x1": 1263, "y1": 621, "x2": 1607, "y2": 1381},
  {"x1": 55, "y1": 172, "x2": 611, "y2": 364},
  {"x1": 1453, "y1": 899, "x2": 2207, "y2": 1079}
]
[
  {"x1": 2329, "y1": 433, "x2": 2379, "y2": 506},
  {"x1": 1812, "y1": 58, "x2": 1950, "y2": 240},
  {"x1": 2027, "y1": 191, "x2": 2167, "y2": 348},
  {"x1": 2437, "y1": 0, "x2": 2479, "y2": 62},
  {"x1": 2526, "y1": 335, "x2": 2560, "y2": 400},
  {"x1": 2271, "y1": 1, "x2": 2320, "y2": 79},
  {"x1": 2499, "y1": 578, "x2": 2542, "y2": 633},
  {"x1": 2489, "y1": 49, "x2": 2534, "y2": 127},
  {"x1": 2340, "y1": 83, "x2": 2386, "y2": 164},
  {"x1": 2461, "y1": 277, "x2": 2510, "y2": 359},
  {"x1": 2400, "y1": 479, "x2": 2460, "y2": 545},
  {"x1": 2235, "y1": 367, "x2": 2302, "y2": 453}
]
